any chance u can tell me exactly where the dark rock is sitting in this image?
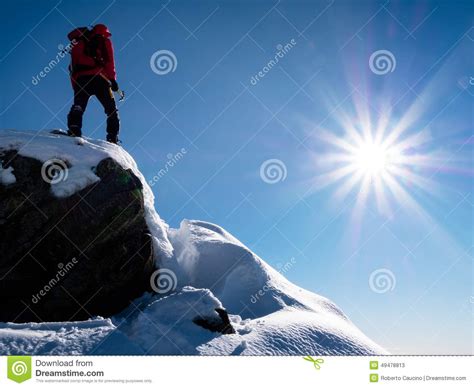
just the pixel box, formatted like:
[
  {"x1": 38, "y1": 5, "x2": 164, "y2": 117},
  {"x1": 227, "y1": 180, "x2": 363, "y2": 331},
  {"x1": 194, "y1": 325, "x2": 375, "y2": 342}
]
[
  {"x1": 0, "y1": 150, "x2": 154, "y2": 322},
  {"x1": 193, "y1": 308, "x2": 236, "y2": 334}
]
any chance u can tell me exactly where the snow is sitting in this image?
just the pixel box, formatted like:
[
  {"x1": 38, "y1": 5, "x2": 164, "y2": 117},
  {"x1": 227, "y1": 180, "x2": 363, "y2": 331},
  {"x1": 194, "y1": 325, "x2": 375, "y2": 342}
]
[
  {"x1": 199, "y1": 309, "x2": 384, "y2": 356},
  {"x1": 0, "y1": 165, "x2": 16, "y2": 185},
  {"x1": 0, "y1": 129, "x2": 173, "y2": 260},
  {"x1": 0, "y1": 129, "x2": 387, "y2": 356},
  {"x1": 124, "y1": 287, "x2": 225, "y2": 355},
  {"x1": 160, "y1": 220, "x2": 387, "y2": 355},
  {"x1": 0, "y1": 320, "x2": 115, "y2": 355},
  {"x1": 166, "y1": 220, "x2": 349, "y2": 321}
]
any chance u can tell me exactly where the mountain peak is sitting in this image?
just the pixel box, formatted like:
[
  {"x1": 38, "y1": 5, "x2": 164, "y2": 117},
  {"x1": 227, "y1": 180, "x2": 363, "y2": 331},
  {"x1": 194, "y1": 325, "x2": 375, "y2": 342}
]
[{"x1": 0, "y1": 129, "x2": 385, "y2": 355}]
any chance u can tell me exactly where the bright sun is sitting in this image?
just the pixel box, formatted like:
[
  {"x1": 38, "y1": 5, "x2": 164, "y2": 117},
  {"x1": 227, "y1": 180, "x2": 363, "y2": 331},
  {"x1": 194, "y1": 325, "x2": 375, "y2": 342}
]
[
  {"x1": 314, "y1": 119, "x2": 434, "y2": 217},
  {"x1": 353, "y1": 142, "x2": 393, "y2": 176}
]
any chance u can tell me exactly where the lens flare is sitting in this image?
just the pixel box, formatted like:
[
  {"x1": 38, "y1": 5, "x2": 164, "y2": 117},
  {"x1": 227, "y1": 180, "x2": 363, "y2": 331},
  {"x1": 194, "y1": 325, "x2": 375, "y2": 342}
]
[
  {"x1": 313, "y1": 117, "x2": 436, "y2": 217},
  {"x1": 353, "y1": 141, "x2": 392, "y2": 176}
]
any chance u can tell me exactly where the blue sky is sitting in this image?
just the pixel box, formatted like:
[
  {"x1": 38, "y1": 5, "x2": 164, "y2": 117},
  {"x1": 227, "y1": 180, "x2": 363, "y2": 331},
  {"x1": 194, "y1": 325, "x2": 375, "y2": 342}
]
[{"x1": 1, "y1": 0, "x2": 472, "y2": 354}]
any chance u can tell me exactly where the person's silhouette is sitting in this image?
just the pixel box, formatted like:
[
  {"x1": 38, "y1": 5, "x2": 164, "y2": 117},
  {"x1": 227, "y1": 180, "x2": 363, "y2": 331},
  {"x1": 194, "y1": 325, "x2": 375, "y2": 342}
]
[{"x1": 66, "y1": 24, "x2": 120, "y2": 144}]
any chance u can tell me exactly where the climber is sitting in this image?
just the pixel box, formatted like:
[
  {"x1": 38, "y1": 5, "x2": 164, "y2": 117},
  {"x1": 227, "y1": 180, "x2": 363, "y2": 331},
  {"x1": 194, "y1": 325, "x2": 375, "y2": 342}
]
[{"x1": 66, "y1": 24, "x2": 121, "y2": 144}]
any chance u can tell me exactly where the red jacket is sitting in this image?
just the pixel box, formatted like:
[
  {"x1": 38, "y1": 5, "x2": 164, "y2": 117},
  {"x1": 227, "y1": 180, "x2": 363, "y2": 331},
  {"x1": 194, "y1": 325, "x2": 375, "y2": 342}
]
[{"x1": 68, "y1": 28, "x2": 116, "y2": 85}]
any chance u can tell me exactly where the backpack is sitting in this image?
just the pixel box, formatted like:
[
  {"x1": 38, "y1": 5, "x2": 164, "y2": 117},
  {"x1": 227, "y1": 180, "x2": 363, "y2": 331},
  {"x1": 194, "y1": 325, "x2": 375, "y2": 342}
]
[{"x1": 67, "y1": 27, "x2": 109, "y2": 75}]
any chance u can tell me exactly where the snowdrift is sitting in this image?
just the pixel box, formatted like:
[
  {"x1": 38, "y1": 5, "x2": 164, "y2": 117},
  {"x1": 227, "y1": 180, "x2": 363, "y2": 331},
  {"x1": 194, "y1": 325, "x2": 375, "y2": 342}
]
[{"x1": 0, "y1": 130, "x2": 386, "y2": 355}]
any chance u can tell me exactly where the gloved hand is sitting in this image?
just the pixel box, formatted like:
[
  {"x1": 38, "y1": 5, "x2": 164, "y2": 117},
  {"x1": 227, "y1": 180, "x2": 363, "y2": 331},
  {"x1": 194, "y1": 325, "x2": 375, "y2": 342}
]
[{"x1": 110, "y1": 79, "x2": 119, "y2": 92}]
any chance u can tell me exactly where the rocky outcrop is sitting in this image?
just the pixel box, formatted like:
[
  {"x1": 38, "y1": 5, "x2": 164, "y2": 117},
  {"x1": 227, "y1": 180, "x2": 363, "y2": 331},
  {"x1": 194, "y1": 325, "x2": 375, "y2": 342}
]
[
  {"x1": 0, "y1": 150, "x2": 155, "y2": 322},
  {"x1": 193, "y1": 308, "x2": 236, "y2": 334}
]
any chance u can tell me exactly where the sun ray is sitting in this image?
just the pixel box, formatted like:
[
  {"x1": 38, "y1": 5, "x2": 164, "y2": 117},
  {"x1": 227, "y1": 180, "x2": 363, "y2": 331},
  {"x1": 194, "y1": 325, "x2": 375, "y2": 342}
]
[
  {"x1": 374, "y1": 109, "x2": 392, "y2": 145},
  {"x1": 334, "y1": 169, "x2": 365, "y2": 200},
  {"x1": 313, "y1": 164, "x2": 358, "y2": 189},
  {"x1": 385, "y1": 129, "x2": 431, "y2": 154},
  {"x1": 313, "y1": 109, "x2": 435, "y2": 219},
  {"x1": 374, "y1": 173, "x2": 391, "y2": 216},
  {"x1": 382, "y1": 172, "x2": 425, "y2": 216},
  {"x1": 351, "y1": 174, "x2": 372, "y2": 227},
  {"x1": 317, "y1": 129, "x2": 359, "y2": 154},
  {"x1": 388, "y1": 165, "x2": 436, "y2": 192},
  {"x1": 318, "y1": 152, "x2": 357, "y2": 166},
  {"x1": 352, "y1": 90, "x2": 373, "y2": 143}
]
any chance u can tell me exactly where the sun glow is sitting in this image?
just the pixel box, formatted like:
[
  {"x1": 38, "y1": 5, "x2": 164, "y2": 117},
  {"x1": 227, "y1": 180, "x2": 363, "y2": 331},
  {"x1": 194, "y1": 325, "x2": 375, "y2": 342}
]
[
  {"x1": 353, "y1": 141, "x2": 394, "y2": 176},
  {"x1": 314, "y1": 118, "x2": 436, "y2": 217}
]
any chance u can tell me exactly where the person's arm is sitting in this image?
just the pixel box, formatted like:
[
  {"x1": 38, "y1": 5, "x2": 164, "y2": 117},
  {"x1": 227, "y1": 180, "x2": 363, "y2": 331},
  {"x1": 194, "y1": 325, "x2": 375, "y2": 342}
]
[{"x1": 103, "y1": 38, "x2": 116, "y2": 82}]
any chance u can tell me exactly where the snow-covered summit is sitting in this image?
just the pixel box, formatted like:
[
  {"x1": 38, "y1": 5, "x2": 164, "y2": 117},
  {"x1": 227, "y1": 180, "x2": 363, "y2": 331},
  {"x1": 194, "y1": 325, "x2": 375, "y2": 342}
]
[
  {"x1": 160, "y1": 220, "x2": 386, "y2": 355},
  {"x1": 0, "y1": 129, "x2": 173, "y2": 260},
  {"x1": 0, "y1": 129, "x2": 386, "y2": 355}
]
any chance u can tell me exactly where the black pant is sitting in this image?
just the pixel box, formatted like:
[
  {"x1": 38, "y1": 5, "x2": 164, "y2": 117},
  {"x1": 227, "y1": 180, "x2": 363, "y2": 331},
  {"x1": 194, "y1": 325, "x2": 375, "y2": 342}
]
[{"x1": 67, "y1": 75, "x2": 120, "y2": 137}]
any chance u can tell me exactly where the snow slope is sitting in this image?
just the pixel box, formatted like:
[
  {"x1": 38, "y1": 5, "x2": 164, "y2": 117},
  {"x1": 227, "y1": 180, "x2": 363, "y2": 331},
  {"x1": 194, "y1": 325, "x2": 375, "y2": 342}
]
[
  {"x1": 0, "y1": 130, "x2": 386, "y2": 355},
  {"x1": 158, "y1": 220, "x2": 386, "y2": 355}
]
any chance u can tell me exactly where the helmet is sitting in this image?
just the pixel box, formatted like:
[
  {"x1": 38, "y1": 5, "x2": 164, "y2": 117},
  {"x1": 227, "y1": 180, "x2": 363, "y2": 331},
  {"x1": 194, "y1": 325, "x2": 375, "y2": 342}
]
[{"x1": 93, "y1": 24, "x2": 111, "y2": 37}]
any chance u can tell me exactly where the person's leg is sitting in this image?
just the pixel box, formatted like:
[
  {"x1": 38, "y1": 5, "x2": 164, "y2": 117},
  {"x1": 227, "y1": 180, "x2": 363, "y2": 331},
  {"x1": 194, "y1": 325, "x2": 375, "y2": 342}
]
[
  {"x1": 94, "y1": 78, "x2": 120, "y2": 142},
  {"x1": 67, "y1": 78, "x2": 90, "y2": 137}
]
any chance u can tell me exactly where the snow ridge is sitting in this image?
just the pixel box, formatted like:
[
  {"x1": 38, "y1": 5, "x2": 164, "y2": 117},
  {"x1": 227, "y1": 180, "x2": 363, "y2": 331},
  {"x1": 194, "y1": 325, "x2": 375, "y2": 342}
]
[{"x1": 0, "y1": 130, "x2": 386, "y2": 355}]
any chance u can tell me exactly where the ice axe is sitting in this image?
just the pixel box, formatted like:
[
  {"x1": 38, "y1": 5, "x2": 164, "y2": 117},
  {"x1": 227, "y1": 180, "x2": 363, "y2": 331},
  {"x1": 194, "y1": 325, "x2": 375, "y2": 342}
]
[
  {"x1": 102, "y1": 75, "x2": 125, "y2": 101},
  {"x1": 115, "y1": 89, "x2": 125, "y2": 101}
]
